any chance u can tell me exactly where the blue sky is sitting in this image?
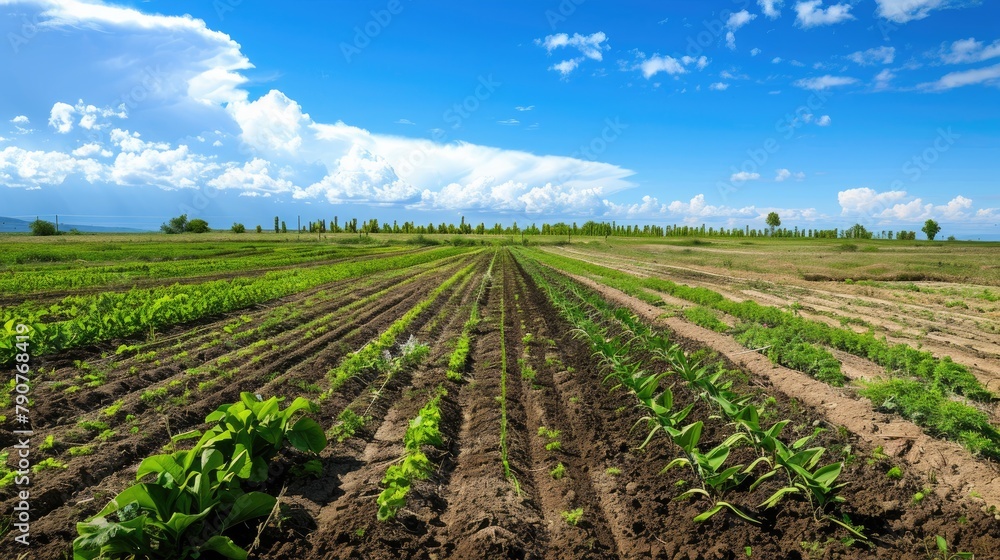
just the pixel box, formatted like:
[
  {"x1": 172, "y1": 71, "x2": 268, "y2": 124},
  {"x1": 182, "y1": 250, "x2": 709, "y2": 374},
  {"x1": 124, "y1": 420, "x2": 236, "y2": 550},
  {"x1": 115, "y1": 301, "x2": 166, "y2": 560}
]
[{"x1": 1, "y1": 0, "x2": 998, "y2": 236}]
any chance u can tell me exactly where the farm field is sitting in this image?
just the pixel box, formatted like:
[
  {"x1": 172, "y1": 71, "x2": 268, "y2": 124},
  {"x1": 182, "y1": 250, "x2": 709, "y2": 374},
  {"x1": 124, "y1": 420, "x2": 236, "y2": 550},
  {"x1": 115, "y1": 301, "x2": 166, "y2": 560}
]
[{"x1": 3, "y1": 235, "x2": 1000, "y2": 559}]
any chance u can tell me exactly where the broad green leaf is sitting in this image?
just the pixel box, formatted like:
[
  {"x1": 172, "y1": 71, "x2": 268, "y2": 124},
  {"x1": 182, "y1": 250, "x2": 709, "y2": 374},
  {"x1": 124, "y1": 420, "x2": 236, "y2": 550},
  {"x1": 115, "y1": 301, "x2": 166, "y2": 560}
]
[
  {"x1": 222, "y1": 492, "x2": 277, "y2": 530},
  {"x1": 136, "y1": 454, "x2": 185, "y2": 485},
  {"x1": 673, "y1": 421, "x2": 703, "y2": 452},
  {"x1": 693, "y1": 503, "x2": 724, "y2": 523},
  {"x1": 760, "y1": 487, "x2": 799, "y2": 509},
  {"x1": 288, "y1": 417, "x2": 328, "y2": 453},
  {"x1": 202, "y1": 535, "x2": 250, "y2": 560}
]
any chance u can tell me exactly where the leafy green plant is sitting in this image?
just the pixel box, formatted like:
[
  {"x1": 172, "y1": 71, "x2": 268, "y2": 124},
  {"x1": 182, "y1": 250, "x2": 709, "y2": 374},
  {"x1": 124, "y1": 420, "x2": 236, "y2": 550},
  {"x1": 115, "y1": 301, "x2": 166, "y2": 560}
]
[
  {"x1": 932, "y1": 535, "x2": 974, "y2": 559},
  {"x1": 330, "y1": 409, "x2": 369, "y2": 443},
  {"x1": 550, "y1": 463, "x2": 566, "y2": 480},
  {"x1": 74, "y1": 392, "x2": 326, "y2": 560},
  {"x1": 560, "y1": 508, "x2": 584, "y2": 526},
  {"x1": 377, "y1": 389, "x2": 447, "y2": 521},
  {"x1": 103, "y1": 399, "x2": 125, "y2": 417},
  {"x1": 886, "y1": 466, "x2": 903, "y2": 480},
  {"x1": 33, "y1": 458, "x2": 68, "y2": 472}
]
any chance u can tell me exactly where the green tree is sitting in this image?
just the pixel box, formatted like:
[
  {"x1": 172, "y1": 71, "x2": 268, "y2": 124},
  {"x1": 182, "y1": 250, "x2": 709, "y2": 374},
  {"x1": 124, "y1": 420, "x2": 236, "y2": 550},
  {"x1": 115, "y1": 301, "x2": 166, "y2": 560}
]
[
  {"x1": 274, "y1": 216, "x2": 279, "y2": 233},
  {"x1": 186, "y1": 218, "x2": 210, "y2": 233},
  {"x1": 281, "y1": 221, "x2": 287, "y2": 233},
  {"x1": 29, "y1": 219, "x2": 57, "y2": 236},
  {"x1": 231, "y1": 222, "x2": 246, "y2": 233},
  {"x1": 161, "y1": 214, "x2": 188, "y2": 234},
  {"x1": 256, "y1": 224, "x2": 263, "y2": 233},
  {"x1": 922, "y1": 219, "x2": 941, "y2": 241},
  {"x1": 765, "y1": 212, "x2": 781, "y2": 235}
]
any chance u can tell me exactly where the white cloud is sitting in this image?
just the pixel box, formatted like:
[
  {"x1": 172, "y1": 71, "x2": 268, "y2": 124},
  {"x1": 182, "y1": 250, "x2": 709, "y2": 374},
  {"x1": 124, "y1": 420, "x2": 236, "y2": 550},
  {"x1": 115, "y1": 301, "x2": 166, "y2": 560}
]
[
  {"x1": 793, "y1": 75, "x2": 859, "y2": 90},
  {"x1": 10, "y1": 116, "x2": 29, "y2": 125},
  {"x1": 48, "y1": 102, "x2": 75, "y2": 133},
  {"x1": 680, "y1": 55, "x2": 710, "y2": 70},
  {"x1": 208, "y1": 158, "x2": 293, "y2": 194},
  {"x1": 919, "y1": 63, "x2": 1000, "y2": 90},
  {"x1": 639, "y1": 55, "x2": 686, "y2": 78},
  {"x1": 730, "y1": 171, "x2": 761, "y2": 182},
  {"x1": 394, "y1": 119, "x2": 415, "y2": 125},
  {"x1": 725, "y1": 10, "x2": 756, "y2": 50},
  {"x1": 939, "y1": 38, "x2": 1000, "y2": 64},
  {"x1": 751, "y1": 48, "x2": 762, "y2": 56},
  {"x1": 794, "y1": 1, "x2": 855, "y2": 27},
  {"x1": 772, "y1": 57, "x2": 783, "y2": 64},
  {"x1": 775, "y1": 168, "x2": 805, "y2": 181},
  {"x1": 874, "y1": 69, "x2": 896, "y2": 90},
  {"x1": 228, "y1": 90, "x2": 309, "y2": 154},
  {"x1": 109, "y1": 141, "x2": 217, "y2": 190},
  {"x1": 551, "y1": 58, "x2": 582, "y2": 76},
  {"x1": 537, "y1": 32, "x2": 609, "y2": 61},
  {"x1": 0, "y1": 145, "x2": 102, "y2": 186},
  {"x1": 759, "y1": 0, "x2": 784, "y2": 18},
  {"x1": 294, "y1": 146, "x2": 418, "y2": 204},
  {"x1": 838, "y1": 187, "x2": 908, "y2": 215},
  {"x1": 848, "y1": 46, "x2": 896, "y2": 66},
  {"x1": 710, "y1": 82, "x2": 730, "y2": 90},
  {"x1": 497, "y1": 119, "x2": 520, "y2": 125},
  {"x1": 874, "y1": 0, "x2": 952, "y2": 23},
  {"x1": 515, "y1": 105, "x2": 535, "y2": 111},
  {"x1": 816, "y1": 115, "x2": 832, "y2": 126},
  {"x1": 727, "y1": 10, "x2": 756, "y2": 30},
  {"x1": 71, "y1": 143, "x2": 111, "y2": 158}
]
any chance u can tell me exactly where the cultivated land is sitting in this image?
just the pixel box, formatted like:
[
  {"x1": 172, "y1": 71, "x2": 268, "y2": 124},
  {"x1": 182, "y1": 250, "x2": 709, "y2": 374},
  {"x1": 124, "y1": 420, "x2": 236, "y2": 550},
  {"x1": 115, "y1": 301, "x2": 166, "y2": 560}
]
[{"x1": 2, "y1": 233, "x2": 1000, "y2": 559}]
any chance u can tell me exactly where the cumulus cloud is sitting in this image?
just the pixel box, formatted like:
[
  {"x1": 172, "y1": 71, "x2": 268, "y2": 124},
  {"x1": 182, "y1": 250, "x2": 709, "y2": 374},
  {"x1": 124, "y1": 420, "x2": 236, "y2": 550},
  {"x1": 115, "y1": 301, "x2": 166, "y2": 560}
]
[
  {"x1": 293, "y1": 146, "x2": 419, "y2": 204},
  {"x1": 751, "y1": 48, "x2": 762, "y2": 56},
  {"x1": 710, "y1": 82, "x2": 730, "y2": 90},
  {"x1": 636, "y1": 54, "x2": 708, "y2": 78},
  {"x1": 848, "y1": 46, "x2": 896, "y2": 66},
  {"x1": 725, "y1": 10, "x2": 756, "y2": 50},
  {"x1": 794, "y1": 75, "x2": 859, "y2": 90},
  {"x1": 838, "y1": 187, "x2": 908, "y2": 215},
  {"x1": 550, "y1": 58, "x2": 582, "y2": 76},
  {"x1": 816, "y1": 115, "x2": 832, "y2": 126},
  {"x1": 794, "y1": 1, "x2": 855, "y2": 27},
  {"x1": 838, "y1": 190, "x2": 991, "y2": 223},
  {"x1": 0, "y1": 145, "x2": 103, "y2": 186},
  {"x1": 228, "y1": 90, "x2": 309, "y2": 154},
  {"x1": 939, "y1": 38, "x2": 1000, "y2": 64},
  {"x1": 874, "y1": 69, "x2": 896, "y2": 90},
  {"x1": 537, "y1": 32, "x2": 609, "y2": 61},
  {"x1": 208, "y1": 158, "x2": 294, "y2": 194},
  {"x1": 759, "y1": 0, "x2": 784, "y2": 18},
  {"x1": 48, "y1": 102, "x2": 75, "y2": 133}
]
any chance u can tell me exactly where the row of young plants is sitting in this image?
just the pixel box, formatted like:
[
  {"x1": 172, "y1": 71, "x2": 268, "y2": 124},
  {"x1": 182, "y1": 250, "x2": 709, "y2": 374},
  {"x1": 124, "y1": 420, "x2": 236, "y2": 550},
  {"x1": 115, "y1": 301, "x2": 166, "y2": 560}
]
[
  {"x1": 2, "y1": 244, "x2": 401, "y2": 295},
  {"x1": 376, "y1": 386, "x2": 447, "y2": 521},
  {"x1": 497, "y1": 253, "x2": 521, "y2": 494},
  {"x1": 0, "y1": 247, "x2": 473, "y2": 366},
  {"x1": 523, "y1": 248, "x2": 1000, "y2": 460},
  {"x1": 73, "y1": 392, "x2": 328, "y2": 559},
  {"x1": 325, "y1": 260, "x2": 478, "y2": 394},
  {"x1": 446, "y1": 250, "x2": 498, "y2": 381},
  {"x1": 517, "y1": 254, "x2": 866, "y2": 540}
]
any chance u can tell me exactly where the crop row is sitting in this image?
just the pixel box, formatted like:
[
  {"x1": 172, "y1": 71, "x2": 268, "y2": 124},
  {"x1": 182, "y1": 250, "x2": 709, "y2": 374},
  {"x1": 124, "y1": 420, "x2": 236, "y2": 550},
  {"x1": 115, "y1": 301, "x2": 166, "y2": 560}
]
[
  {"x1": 524, "y1": 248, "x2": 1000, "y2": 459},
  {"x1": 1, "y1": 244, "x2": 401, "y2": 295},
  {"x1": 446, "y1": 250, "x2": 497, "y2": 381},
  {"x1": 0, "y1": 247, "x2": 473, "y2": 366},
  {"x1": 517, "y1": 253, "x2": 866, "y2": 540},
  {"x1": 325, "y1": 260, "x2": 478, "y2": 394},
  {"x1": 376, "y1": 386, "x2": 447, "y2": 521}
]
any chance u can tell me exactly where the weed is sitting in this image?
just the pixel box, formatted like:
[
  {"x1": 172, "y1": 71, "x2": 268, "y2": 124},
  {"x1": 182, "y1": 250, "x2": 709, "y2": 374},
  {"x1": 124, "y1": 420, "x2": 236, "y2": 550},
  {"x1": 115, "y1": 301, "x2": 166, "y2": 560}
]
[
  {"x1": 886, "y1": 466, "x2": 903, "y2": 480},
  {"x1": 102, "y1": 399, "x2": 124, "y2": 417},
  {"x1": 605, "y1": 467, "x2": 621, "y2": 476},
  {"x1": 33, "y1": 458, "x2": 68, "y2": 472},
  {"x1": 68, "y1": 445, "x2": 94, "y2": 457}
]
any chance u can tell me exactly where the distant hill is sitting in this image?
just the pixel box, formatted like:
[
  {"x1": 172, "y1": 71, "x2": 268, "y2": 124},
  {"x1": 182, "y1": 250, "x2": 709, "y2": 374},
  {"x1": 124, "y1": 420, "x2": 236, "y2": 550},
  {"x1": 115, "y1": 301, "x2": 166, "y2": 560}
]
[{"x1": 0, "y1": 216, "x2": 149, "y2": 233}]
